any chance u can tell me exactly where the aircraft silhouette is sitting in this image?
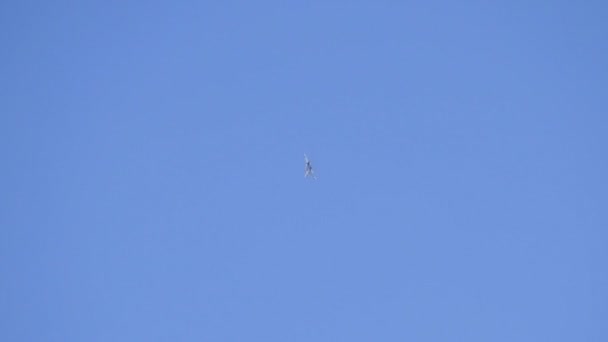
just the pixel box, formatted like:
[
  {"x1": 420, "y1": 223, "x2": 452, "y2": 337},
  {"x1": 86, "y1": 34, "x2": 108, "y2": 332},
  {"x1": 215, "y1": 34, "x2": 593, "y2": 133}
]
[{"x1": 304, "y1": 154, "x2": 316, "y2": 179}]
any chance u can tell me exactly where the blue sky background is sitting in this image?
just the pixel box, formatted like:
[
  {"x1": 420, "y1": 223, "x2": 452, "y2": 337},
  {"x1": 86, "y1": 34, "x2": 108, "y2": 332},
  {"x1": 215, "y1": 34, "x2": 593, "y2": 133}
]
[{"x1": 1, "y1": 1, "x2": 607, "y2": 341}]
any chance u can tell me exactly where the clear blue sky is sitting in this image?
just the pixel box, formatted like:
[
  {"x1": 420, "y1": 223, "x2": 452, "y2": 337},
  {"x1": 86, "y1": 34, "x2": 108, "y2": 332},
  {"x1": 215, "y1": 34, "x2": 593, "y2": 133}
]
[{"x1": 1, "y1": 1, "x2": 607, "y2": 341}]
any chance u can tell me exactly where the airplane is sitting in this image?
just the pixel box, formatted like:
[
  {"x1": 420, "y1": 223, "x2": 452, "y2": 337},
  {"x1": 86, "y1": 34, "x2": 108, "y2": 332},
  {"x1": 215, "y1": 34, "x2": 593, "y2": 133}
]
[{"x1": 304, "y1": 154, "x2": 316, "y2": 179}]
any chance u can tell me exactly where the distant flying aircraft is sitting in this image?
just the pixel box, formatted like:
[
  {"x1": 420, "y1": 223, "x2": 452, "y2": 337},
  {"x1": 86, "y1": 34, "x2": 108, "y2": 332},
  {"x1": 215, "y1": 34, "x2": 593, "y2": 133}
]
[{"x1": 304, "y1": 154, "x2": 316, "y2": 179}]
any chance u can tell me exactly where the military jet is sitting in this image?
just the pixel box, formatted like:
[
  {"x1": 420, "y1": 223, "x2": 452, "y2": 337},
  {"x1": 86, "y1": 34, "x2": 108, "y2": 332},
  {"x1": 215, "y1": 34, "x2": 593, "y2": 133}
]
[{"x1": 304, "y1": 154, "x2": 316, "y2": 179}]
